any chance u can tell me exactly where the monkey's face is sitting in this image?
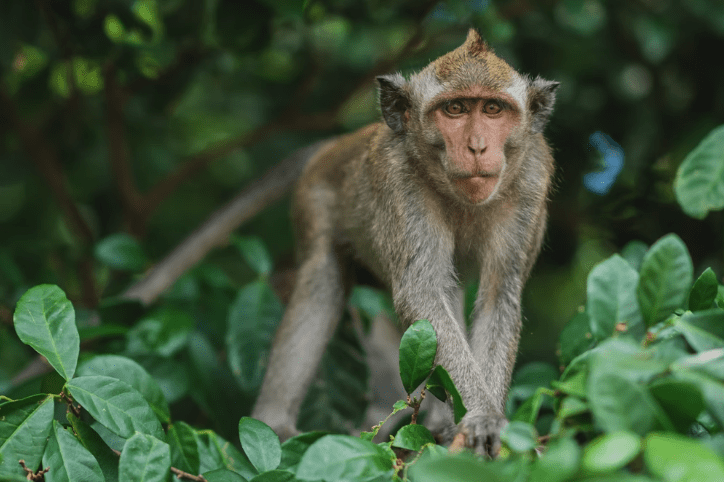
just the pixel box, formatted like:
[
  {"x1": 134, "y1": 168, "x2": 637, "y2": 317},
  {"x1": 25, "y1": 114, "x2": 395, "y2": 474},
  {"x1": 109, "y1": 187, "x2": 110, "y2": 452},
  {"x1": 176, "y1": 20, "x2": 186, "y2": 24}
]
[
  {"x1": 428, "y1": 85, "x2": 522, "y2": 204},
  {"x1": 377, "y1": 30, "x2": 558, "y2": 205}
]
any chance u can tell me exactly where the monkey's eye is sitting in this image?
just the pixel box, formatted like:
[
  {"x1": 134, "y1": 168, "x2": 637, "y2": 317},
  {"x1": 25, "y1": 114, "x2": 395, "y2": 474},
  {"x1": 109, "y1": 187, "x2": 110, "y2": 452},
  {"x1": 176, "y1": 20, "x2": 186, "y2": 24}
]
[
  {"x1": 483, "y1": 100, "x2": 503, "y2": 115},
  {"x1": 444, "y1": 100, "x2": 466, "y2": 116}
]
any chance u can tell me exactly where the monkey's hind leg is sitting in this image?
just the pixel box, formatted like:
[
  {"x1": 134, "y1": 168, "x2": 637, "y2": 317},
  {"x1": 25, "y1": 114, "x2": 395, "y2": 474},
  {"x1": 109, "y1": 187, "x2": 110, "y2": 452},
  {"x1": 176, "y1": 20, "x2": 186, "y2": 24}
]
[{"x1": 251, "y1": 244, "x2": 346, "y2": 440}]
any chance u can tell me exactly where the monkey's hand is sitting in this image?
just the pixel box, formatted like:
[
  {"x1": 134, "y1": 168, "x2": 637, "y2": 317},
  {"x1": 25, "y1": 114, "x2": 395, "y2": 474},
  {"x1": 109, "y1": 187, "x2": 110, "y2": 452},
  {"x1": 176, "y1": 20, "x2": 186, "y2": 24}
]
[{"x1": 454, "y1": 412, "x2": 508, "y2": 458}]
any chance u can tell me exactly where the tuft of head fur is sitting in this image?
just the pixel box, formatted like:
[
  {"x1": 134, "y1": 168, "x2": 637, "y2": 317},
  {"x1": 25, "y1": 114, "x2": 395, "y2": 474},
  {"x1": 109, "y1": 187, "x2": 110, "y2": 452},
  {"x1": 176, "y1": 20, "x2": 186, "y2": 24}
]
[{"x1": 430, "y1": 28, "x2": 513, "y2": 91}]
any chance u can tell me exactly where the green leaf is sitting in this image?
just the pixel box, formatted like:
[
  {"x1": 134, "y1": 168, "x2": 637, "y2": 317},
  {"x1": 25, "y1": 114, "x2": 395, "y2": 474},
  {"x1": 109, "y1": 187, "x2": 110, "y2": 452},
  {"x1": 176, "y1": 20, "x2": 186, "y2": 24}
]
[
  {"x1": 203, "y1": 468, "x2": 248, "y2": 482},
  {"x1": 65, "y1": 376, "x2": 164, "y2": 441},
  {"x1": 126, "y1": 307, "x2": 194, "y2": 357},
  {"x1": 66, "y1": 413, "x2": 119, "y2": 482},
  {"x1": 645, "y1": 433, "x2": 724, "y2": 482},
  {"x1": 94, "y1": 233, "x2": 148, "y2": 271},
  {"x1": 296, "y1": 435, "x2": 394, "y2": 482},
  {"x1": 0, "y1": 396, "x2": 54, "y2": 478},
  {"x1": 557, "y1": 396, "x2": 589, "y2": 420},
  {"x1": 637, "y1": 234, "x2": 693, "y2": 326},
  {"x1": 511, "y1": 387, "x2": 553, "y2": 424},
  {"x1": 279, "y1": 432, "x2": 328, "y2": 472},
  {"x1": 119, "y1": 432, "x2": 171, "y2": 482},
  {"x1": 227, "y1": 281, "x2": 283, "y2": 392},
  {"x1": 249, "y1": 470, "x2": 296, "y2": 482},
  {"x1": 348, "y1": 286, "x2": 396, "y2": 328},
  {"x1": 399, "y1": 319, "x2": 437, "y2": 394},
  {"x1": 529, "y1": 437, "x2": 580, "y2": 482},
  {"x1": 408, "y1": 453, "x2": 502, "y2": 481},
  {"x1": 426, "y1": 365, "x2": 467, "y2": 423},
  {"x1": 675, "y1": 124, "x2": 724, "y2": 219},
  {"x1": 233, "y1": 236, "x2": 273, "y2": 276},
  {"x1": 689, "y1": 268, "x2": 719, "y2": 311},
  {"x1": 501, "y1": 421, "x2": 537, "y2": 452},
  {"x1": 168, "y1": 421, "x2": 200, "y2": 475},
  {"x1": 649, "y1": 378, "x2": 705, "y2": 432},
  {"x1": 391, "y1": 424, "x2": 435, "y2": 451},
  {"x1": 239, "y1": 417, "x2": 281, "y2": 472},
  {"x1": 674, "y1": 310, "x2": 724, "y2": 352},
  {"x1": 587, "y1": 255, "x2": 644, "y2": 339},
  {"x1": 621, "y1": 240, "x2": 648, "y2": 272},
  {"x1": 588, "y1": 373, "x2": 672, "y2": 435},
  {"x1": 42, "y1": 420, "x2": 104, "y2": 482},
  {"x1": 582, "y1": 431, "x2": 641, "y2": 473},
  {"x1": 78, "y1": 354, "x2": 170, "y2": 423},
  {"x1": 13, "y1": 285, "x2": 79, "y2": 380},
  {"x1": 671, "y1": 370, "x2": 724, "y2": 429},
  {"x1": 197, "y1": 431, "x2": 256, "y2": 479},
  {"x1": 558, "y1": 310, "x2": 595, "y2": 366},
  {"x1": 298, "y1": 318, "x2": 369, "y2": 433}
]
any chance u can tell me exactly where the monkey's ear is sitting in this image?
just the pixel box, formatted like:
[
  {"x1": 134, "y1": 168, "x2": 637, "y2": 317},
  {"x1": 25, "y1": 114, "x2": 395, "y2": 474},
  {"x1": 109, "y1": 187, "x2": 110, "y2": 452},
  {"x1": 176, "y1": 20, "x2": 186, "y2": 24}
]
[
  {"x1": 528, "y1": 77, "x2": 560, "y2": 134},
  {"x1": 377, "y1": 74, "x2": 410, "y2": 134}
]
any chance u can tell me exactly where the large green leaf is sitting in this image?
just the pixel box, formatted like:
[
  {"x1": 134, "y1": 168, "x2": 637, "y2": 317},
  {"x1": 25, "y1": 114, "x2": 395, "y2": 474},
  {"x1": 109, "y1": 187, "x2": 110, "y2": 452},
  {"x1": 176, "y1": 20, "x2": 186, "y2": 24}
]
[
  {"x1": 196, "y1": 431, "x2": 256, "y2": 479},
  {"x1": 674, "y1": 310, "x2": 724, "y2": 352},
  {"x1": 675, "y1": 124, "x2": 724, "y2": 219},
  {"x1": 637, "y1": 234, "x2": 693, "y2": 326},
  {"x1": 296, "y1": 435, "x2": 393, "y2": 482},
  {"x1": 42, "y1": 420, "x2": 104, "y2": 482},
  {"x1": 119, "y1": 432, "x2": 171, "y2": 482},
  {"x1": 298, "y1": 318, "x2": 369, "y2": 434},
  {"x1": 689, "y1": 268, "x2": 719, "y2": 311},
  {"x1": 66, "y1": 413, "x2": 119, "y2": 482},
  {"x1": 168, "y1": 421, "x2": 200, "y2": 475},
  {"x1": 226, "y1": 281, "x2": 283, "y2": 392},
  {"x1": 581, "y1": 431, "x2": 641, "y2": 473},
  {"x1": 203, "y1": 468, "x2": 249, "y2": 482},
  {"x1": 0, "y1": 395, "x2": 54, "y2": 478},
  {"x1": 587, "y1": 255, "x2": 644, "y2": 339},
  {"x1": 528, "y1": 437, "x2": 580, "y2": 482},
  {"x1": 501, "y1": 421, "x2": 537, "y2": 452},
  {"x1": 78, "y1": 354, "x2": 170, "y2": 423},
  {"x1": 645, "y1": 433, "x2": 724, "y2": 482},
  {"x1": 65, "y1": 376, "x2": 164, "y2": 441},
  {"x1": 426, "y1": 365, "x2": 467, "y2": 424},
  {"x1": 13, "y1": 285, "x2": 79, "y2": 380},
  {"x1": 279, "y1": 432, "x2": 328, "y2": 472},
  {"x1": 391, "y1": 424, "x2": 435, "y2": 451},
  {"x1": 238, "y1": 417, "x2": 281, "y2": 473},
  {"x1": 398, "y1": 319, "x2": 437, "y2": 394},
  {"x1": 407, "y1": 455, "x2": 502, "y2": 482}
]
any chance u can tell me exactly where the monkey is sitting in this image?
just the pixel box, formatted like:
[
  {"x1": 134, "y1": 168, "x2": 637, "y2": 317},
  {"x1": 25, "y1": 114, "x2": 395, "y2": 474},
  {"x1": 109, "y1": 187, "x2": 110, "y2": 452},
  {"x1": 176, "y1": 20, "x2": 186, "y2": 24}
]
[{"x1": 250, "y1": 29, "x2": 559, "y2": 457}]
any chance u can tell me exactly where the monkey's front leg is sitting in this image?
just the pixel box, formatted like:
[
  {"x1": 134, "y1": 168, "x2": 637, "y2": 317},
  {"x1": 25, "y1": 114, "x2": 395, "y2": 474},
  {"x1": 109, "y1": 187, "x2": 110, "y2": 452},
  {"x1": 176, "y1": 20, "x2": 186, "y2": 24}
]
[
  {"x1": 463, "y1": 259, "x2": 526, "y2": 455},
  {"x1": 393, "y1": 268, "x2": 505, "y2": 457}
]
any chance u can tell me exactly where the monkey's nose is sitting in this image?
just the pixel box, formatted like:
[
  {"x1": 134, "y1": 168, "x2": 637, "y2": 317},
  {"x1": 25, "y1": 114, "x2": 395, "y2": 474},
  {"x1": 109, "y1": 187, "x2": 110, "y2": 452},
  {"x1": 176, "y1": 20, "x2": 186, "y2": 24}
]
[{"x1": 468, "y1": 136, "x2": 487, "y2": 155}]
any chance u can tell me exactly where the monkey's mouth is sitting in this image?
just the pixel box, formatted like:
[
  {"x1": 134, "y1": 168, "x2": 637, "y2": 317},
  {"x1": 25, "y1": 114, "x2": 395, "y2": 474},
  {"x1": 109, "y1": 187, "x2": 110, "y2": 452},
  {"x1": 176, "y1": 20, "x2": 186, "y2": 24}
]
[{"x1": 452, "y1": 173, "x2": 500, "y2": 203}]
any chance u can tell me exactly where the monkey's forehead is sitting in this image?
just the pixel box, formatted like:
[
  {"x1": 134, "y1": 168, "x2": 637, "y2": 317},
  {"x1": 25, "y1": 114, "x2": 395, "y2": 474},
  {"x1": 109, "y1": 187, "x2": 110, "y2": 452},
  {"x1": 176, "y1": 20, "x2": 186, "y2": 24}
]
[{"x1": 412, "y1": 66, "x2": 528, "y2": 113}]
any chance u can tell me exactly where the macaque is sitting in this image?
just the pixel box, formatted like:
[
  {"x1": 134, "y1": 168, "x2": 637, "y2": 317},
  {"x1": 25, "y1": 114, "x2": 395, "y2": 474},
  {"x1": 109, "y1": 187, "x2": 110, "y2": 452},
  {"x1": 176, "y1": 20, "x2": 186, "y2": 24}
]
[{"x1": 251, "y1": 29, "x2": 558, "y2": 456}]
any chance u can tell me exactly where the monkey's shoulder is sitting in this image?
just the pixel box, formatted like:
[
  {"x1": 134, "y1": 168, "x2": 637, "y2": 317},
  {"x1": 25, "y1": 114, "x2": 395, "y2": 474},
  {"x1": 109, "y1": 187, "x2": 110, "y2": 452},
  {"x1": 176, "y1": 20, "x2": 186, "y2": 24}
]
[{"x1": 299, "y1": 123, "x2": 383, "y2": 188}]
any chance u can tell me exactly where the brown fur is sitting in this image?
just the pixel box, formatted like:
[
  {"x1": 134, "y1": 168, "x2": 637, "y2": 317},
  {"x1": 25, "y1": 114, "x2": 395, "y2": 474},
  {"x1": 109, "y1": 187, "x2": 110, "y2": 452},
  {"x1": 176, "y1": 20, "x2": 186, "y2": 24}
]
[{"x1": 251, "y1": 29, "x2": 559, "y2": 457}]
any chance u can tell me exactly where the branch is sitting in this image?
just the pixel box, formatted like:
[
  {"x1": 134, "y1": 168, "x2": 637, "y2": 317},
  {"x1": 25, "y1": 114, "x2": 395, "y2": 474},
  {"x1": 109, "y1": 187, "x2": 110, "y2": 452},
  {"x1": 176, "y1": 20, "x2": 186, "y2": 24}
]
[
  {"x1": 0, "y1": 85, "x2": 94, "y2": 245},
  {"x1": 123, "y1": 140, "x2": 332, "y2": 304}
]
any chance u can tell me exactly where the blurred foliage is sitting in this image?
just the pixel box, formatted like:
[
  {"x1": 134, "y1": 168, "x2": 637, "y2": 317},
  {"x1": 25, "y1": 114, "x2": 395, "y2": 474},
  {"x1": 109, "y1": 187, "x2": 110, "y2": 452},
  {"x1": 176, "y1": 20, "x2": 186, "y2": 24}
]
[{"x1": 2, "y1": 0, "x2": 724, "y2": 477}]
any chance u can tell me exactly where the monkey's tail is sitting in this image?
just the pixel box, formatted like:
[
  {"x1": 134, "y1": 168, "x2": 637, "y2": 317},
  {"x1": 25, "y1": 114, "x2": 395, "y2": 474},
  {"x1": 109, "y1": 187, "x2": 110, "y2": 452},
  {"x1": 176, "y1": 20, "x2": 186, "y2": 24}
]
[{"x1": 123, "y1": 139, "x2": 334, "y2": 305}]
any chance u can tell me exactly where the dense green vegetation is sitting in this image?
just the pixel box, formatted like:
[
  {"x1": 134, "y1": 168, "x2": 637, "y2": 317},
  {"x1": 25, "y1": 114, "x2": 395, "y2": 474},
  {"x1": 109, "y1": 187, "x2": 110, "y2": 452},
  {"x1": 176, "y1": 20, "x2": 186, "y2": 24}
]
[{"x1": 2, "y1": 0, "x2": 724, "y2": 480}]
